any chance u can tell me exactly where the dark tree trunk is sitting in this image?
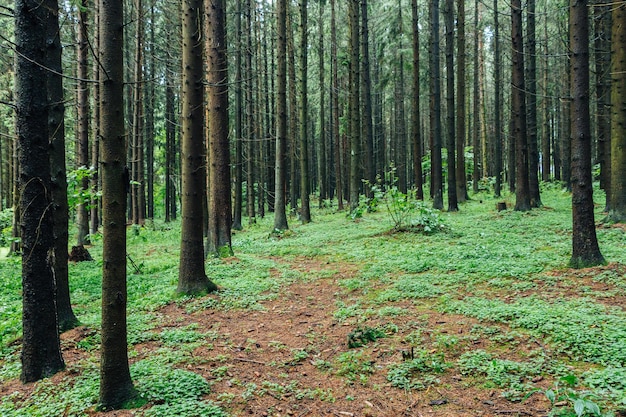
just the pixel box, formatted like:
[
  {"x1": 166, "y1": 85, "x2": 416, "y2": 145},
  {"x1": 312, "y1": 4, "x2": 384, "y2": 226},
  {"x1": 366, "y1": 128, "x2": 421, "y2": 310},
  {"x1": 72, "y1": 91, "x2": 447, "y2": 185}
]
[
  {"x1": 47, "y1": 0, "x2": 78, "y2": 332},
  {"x1": 90, "y1": 0, "x2": 100, "y2": 235},
  {"x1": 472, "y1": 0, "x2": 480, "y2": 193},
  {"x1": 493, "y1": 0, "x2": 503, "y2": 197},
  {"x1": 562, "y1": 63, "x2": 572, "y2": 190},
  {"x1": 526, "y1": 0, "x2": 541, "y2": 207},
  {"x1": 411, "y1": 0, "x2": 423, "y2": 200},
  {"x1": 331, "y1": 0, "x2": 343, "y2": 210},
  {"x1": 361, "y1": 0, "x2": 374, "y2": 196},
  {"x1": 145, "y1": 4, "x2": 155, "y2": 220},
  {"x1": 609, "y1": 2, "x2": 626, "y2": 221},
  {"x1": 131, "y1": 0, "x2": 145, "y2": 226},
  {"x1": 165, "y1": 31, "x2": 175, "y2": 223},
  {"x1": 287, "y1": 8, "x2": 298, "y2": 215},
  {"x1": 430, "y1": 0, "x2": 443, "y2": 209},
  {"x1": 445, "y1": 0, "x2": 457, "y2": 212},
  {"x1": 232, "y1": 0, "x2": 244, "y2": 230},
  {"x1": 98, "y1": 0, "x2": 135, "y2": 406},
  {"x1": 569, "y1": 0, "x2": 605, "y2": 267},
  {"x1": 206, "y1": 0, "x2": 233, "y2": 257},
  {"x1": 246, "y1": 0, "x2": 256, "y2": 224},
  {"x1": 512, "y1": 0, "x2": 531, "y2": 211},
  {"x1": 317, "y1": 0, "x2": 327, "y2": 207},
  {"x1": 541, "y1": 5, "x2": 551, "y2": 183},
  {"x1": 76, "y1": 2, "x2": 91, "y2": 245},
  {"x1": 455, "y1": 0, "x2": 467, "y2": 202},
  {"x1": 16, "y1": 0, "x2": 65, "y2": 382},
  {"x1": 595, "y1": 0, "x2": 611, "y2": 211},
  {"x1": 348, "y1": 0, "x2": 361, "y2": 213},
  {"x1": 178, "y1": 0, "x2": 217, "y2": 293},
  {"x1": 273, "y1": 0, "x2": 289, "y2": 231},
  {"x1": 299, "y1": 0, "x2": 311, "y2": 223}
]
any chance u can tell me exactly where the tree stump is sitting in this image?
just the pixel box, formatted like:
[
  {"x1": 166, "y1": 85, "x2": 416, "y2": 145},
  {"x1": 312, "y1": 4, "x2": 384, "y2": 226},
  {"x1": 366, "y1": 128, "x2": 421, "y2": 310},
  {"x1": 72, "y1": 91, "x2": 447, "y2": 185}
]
[
  {"x1": 496, "y1": 202, "x2": 508, "y2": 211},
  {"x1": 68, "y1": 245, "x2": 93, "y2": 262}
]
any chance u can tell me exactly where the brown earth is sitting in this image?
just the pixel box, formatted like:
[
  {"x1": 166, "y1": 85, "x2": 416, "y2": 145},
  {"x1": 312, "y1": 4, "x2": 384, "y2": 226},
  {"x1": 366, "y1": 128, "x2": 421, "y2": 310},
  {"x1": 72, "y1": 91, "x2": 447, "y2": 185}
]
[{"x1": 5, "y1": 256, "x2": 622, "y2": 417}]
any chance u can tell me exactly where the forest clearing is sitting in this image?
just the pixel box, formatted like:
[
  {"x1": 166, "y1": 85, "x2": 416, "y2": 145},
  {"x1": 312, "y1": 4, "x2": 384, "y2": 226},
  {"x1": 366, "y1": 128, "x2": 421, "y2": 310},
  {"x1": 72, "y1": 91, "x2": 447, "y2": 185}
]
[{"x1": 1, "y1": 188, "x2": 625, "y2": 416}]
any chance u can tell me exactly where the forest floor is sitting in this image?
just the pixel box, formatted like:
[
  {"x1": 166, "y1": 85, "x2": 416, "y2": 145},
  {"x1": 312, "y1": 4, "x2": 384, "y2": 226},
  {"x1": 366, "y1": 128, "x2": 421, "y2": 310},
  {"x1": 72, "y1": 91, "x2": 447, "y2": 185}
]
[{"x1": 1, "y1": 189, "x2": 626, "y2": 417}]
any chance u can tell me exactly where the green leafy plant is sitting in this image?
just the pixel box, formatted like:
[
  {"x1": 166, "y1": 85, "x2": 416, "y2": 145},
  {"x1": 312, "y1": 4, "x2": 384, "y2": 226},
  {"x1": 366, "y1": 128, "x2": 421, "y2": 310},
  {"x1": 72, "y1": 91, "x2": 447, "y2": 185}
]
[
  {"x1": 387, "y1": 350, "x2": 448, "y2": 390},
  {"x1": 335, "y1": 350, "x2": 375, "y2": 385},
  {"x1": 347, "y1": 325, "x2": 386, "y2": 348},
  {"x1": 543, "y1": 375, "x2": 609, "y2": 417}
]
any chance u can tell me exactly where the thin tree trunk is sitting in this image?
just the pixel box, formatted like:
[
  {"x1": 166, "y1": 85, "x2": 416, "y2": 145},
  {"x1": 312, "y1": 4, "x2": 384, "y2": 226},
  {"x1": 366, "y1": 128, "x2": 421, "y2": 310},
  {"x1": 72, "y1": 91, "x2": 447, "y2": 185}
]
[
  {"x1": 445, "y1": 0, "x2": 457, "y2": 211},
  {"x1": 411, "y1": 0, "x2": 423, "y2": 200},
  {"x1": 472, "y1": 0, "x2": 480, "y2": 193},
  {"x1": 331, "y1": 0, "x2": 343, "y2": 210},
  {"x1": 493, "y1": 0, "x2": 503, "y2": 197},
  {"x1": 569, "y1": 0, "x2": 604, "y2": 267},
  {"x1": 541, "y1": 2, "x2": 551, "y2": 183},
  {"x1": 273, "y1": 0, "x2": 290, "y2": 231},
  {"x1": 595, "y1": 0, "x2": 611, "y2": 211},
  {"x1": 430, "y1": 0, "x2": 443, "y2": 209},
  {"x1": 246, "y1": 0, "x2": 256, "y2": 224},
  {"x1": 90, "y1": 0, "x2": 100, "y2": 234},
  {"x1": 76, "y1": 3, "x2": 91, "y2": 244},
  {"x1": 98, "y1": 0, "x2": 135, "y2": 405},
  {"x1": 145, "y1": 4, "x2": 155, "y2": 220},
  {"x1": 232, "y1": 0, "x2": 244, "y2": 230},
  {"x1": 527, "y1": 0, "x2": 541, "y2": 207},
  {"x1": 609, "y1": 2, "x2": 626, "y2": 221},
  {"x1": 206, "y1": 0, "x2": 233, "y2": 257},
  {"x1": 48, "y1": 0, "x2": 78, "y2": 331},
  {"x1": 455, "y1": 0, "x2": 467, "y2": 202},
  {"x1": 178, "y1": 0, "x2": 217, "y2": 293},
  {"x1": 361, "y1": 0, "x2": 374, "y2": 196},
  {"x1": 512, "y1": 0, "x2": 531, "y2": 211},
  {"x1": 299, "y1": 0, "x2": 311, "y2": 223},
  {"x1": 317, "y1": 1, "x2": 327, "y2": 207},
  {"x1": 348, "y1": 0, "x2": 361, "y2": 213}
]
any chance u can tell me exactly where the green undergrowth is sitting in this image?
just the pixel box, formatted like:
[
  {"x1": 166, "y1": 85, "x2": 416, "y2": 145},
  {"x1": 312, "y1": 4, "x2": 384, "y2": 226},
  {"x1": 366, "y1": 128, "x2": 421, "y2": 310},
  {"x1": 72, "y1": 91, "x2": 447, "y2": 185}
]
[{"x1": 1, "y1": 188, "x2": 626, "y2": 415}]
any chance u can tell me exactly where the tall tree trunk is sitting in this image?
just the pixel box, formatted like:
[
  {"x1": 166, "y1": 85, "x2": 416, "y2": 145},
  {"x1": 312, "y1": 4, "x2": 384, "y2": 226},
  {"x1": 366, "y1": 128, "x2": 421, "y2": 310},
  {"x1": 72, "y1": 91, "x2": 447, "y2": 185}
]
[
  {"x1": 98, "y1": 0, "x2": 135, "y2": 406},
  {"x1": 206, "y1": 0, "x2": 233, "y2": 257},
  {"x1": 609, "y1": 1, "x2": 626, "y2": 222},
  {"x1": 145, "y1": 4, "x2": 155, "y2": 220},
  {"x1": 178, "y1": 0, "x2": 217, "y2": 293},
  {"x1": 472, "y1": 0, "x2": 480, "y2": 193},
  {"x1": 287, "y1": 8, "x2": 298, "y2": 214},
  {"x1": 299, "y1": 0, "x2": 311, "y2": 223},
  {"x1": 48, "y1": 0, "x2": 78, "y2": 332},
  {"x1": 165, "y1": 26, "x2": 176, "y2": 223},
  {"x1": 493, "y1": 0, "x2": 503, "y2": 197},
  {"x1": 131, "y1": 0, "x2": 144, "y2": 226},
  {"x1": 16, "y1": 0, "x2": 65, "y2": 382},
  {"x1": 569, "y1": 0, "x2": 605, "y2": 267},
  {"x1": 430, "y1": 0, "x2": 443, "y2": 209},
  {"x1": 348, "y1": 0, "x2": 361, "y2": 213},
  {"x1": 395, "y1": 4, "x2": 407, "y2": 194},
  {"x1": 562, "y1": 58, "x2": 572, "y2": 190},
  {"x1": 331, "y1": 0, "x2": 343, "y2": 210},
  {"x1": 411, "y1": 0, "x2": 423, "y2": 200},
  {"x1": 10, "y1": 133, "x2": 20, "y2": 255},
  {"x1": 445, "y1": 0, "x2": 457, "y2": 211},
  {"x1": 455, "y1": 0, "x2": 467, "y2": 202},
  {"x1": 361, "y1": 0, "x2": 374, "y2": 195},
  {"x1": 317, "y1": 0, "x2": 327, "y2": 207},
  {"x1": 541, "y1": 2, "x2": 551, "y2": 183},
  {"x1": 273, "y1": 0, "x2": 290, "y2": 231},
  {"x1": 512, "y1": 0, "x2": 531, "y2": 211},
  {"x1": 595, "y1": 0, "x2": 611, "y2": 211},
  {"x1": 76, "y1": 3, "x2": 91, "y2": 244},
  {"x1": 232, "y1": 0, "x2": 244, "y2": 230},
  {"x1": 246, "y1": 0, "x2": 257, "y2": 223},
  {"x1": 90, "y1": 0, "x2": 100, "y2": 234},
  {"x1": 526, "y1": 0, "x2": 541, "y2": 207}
]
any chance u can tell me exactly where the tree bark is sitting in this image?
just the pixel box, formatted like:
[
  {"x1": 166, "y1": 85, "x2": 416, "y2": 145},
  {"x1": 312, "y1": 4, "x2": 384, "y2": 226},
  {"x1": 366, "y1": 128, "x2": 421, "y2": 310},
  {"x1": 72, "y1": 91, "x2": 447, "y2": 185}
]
[
  {"x1": 445, "y1": 0, "x2": 457, "y2": 212},
  {"x1": 273, "y1": 0, "x2": 289, "y2": 231},
  {"x1": 348, "y1": 0, "x2": 361, "y2": 213},
  {"x1": 178, "y1": 0, "x2": 217, "y2": 293},
  {"x1": 16, "y1": 0, "x2": 65, "y2": 382},
  {"x1": 609, "y1": 1, "x2": 626, "y2": 222},
  {"x1": 430, "y1": 0, "x2": 443, "y2": 209},
  {"x1": 206, "y1": 0, "x2": 233, "y2": 257},
  {"x1": 595, "y1": 0, "x2": 611, "y2": 211},
  {"x1": 232, "y1": 0, "x2": 244, "y2": 230},
  {"x1": 512, "y1": 0, "x2": 531, "y2": 211},
  {"x1": 330, "y1": 0, "x2": 343, "y2": 210},
  {"x1": 455, "y1": 0, "x2": 467, "y2": 202},
  {"x1": 472, "y1": 0, "x2": 480, "y2": 193},
  {"x1": 493, "y1": 0, "x2": 503, "y2": 197},
  {"x1": 411, "y1": 0, "x2": 423, "y2": 200},
  {"x1": 47, "y1": 0, "x2": 78, "y2": 332},
  {"x1": 361, "y1": 0, "x2": 374, "y2": 196},
  {"x1": 569, "y1": 0, "x2": 605, "y2": 267},
  {"x1": 299, "y1": 0, "x2": 311, "y2": 223},
  {"x1": 317, "y1": 1, "x2": 327, "y2": 207},
  {"x1": 527, "y1": 0, "x2": 541, "y2": 207},
  {"x1": 98, "y1": 0, "x2": 135, "y2": 406}
]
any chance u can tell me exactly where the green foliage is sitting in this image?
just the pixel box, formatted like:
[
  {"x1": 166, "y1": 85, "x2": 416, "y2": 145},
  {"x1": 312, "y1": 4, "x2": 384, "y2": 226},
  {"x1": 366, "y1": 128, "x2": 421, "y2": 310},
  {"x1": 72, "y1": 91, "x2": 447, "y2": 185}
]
[
  {"x1": 335, "y1": 350, "x2": 375, "y2": 385},
  {"x1": 543, "y1": 375, "x2": 610, "y2": 417},
  {"x1": 142, "y1": 400, "x2": 226, "y2": 417},
  {"x1": 67, "y1": 166, "x2": 99, "y2": 210},
  {"x1": 131, "y1": 359, "x2": 210, "y2": 404},
  {"x1": 387, "y1": 351, "x2": 448, "y2": 390},
  {"x1": 347, "y1": 325, "x2": 386, "y2": 348},
  {"x1": 0, "y1": 208, "x2": 13, "y2": 247}
]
